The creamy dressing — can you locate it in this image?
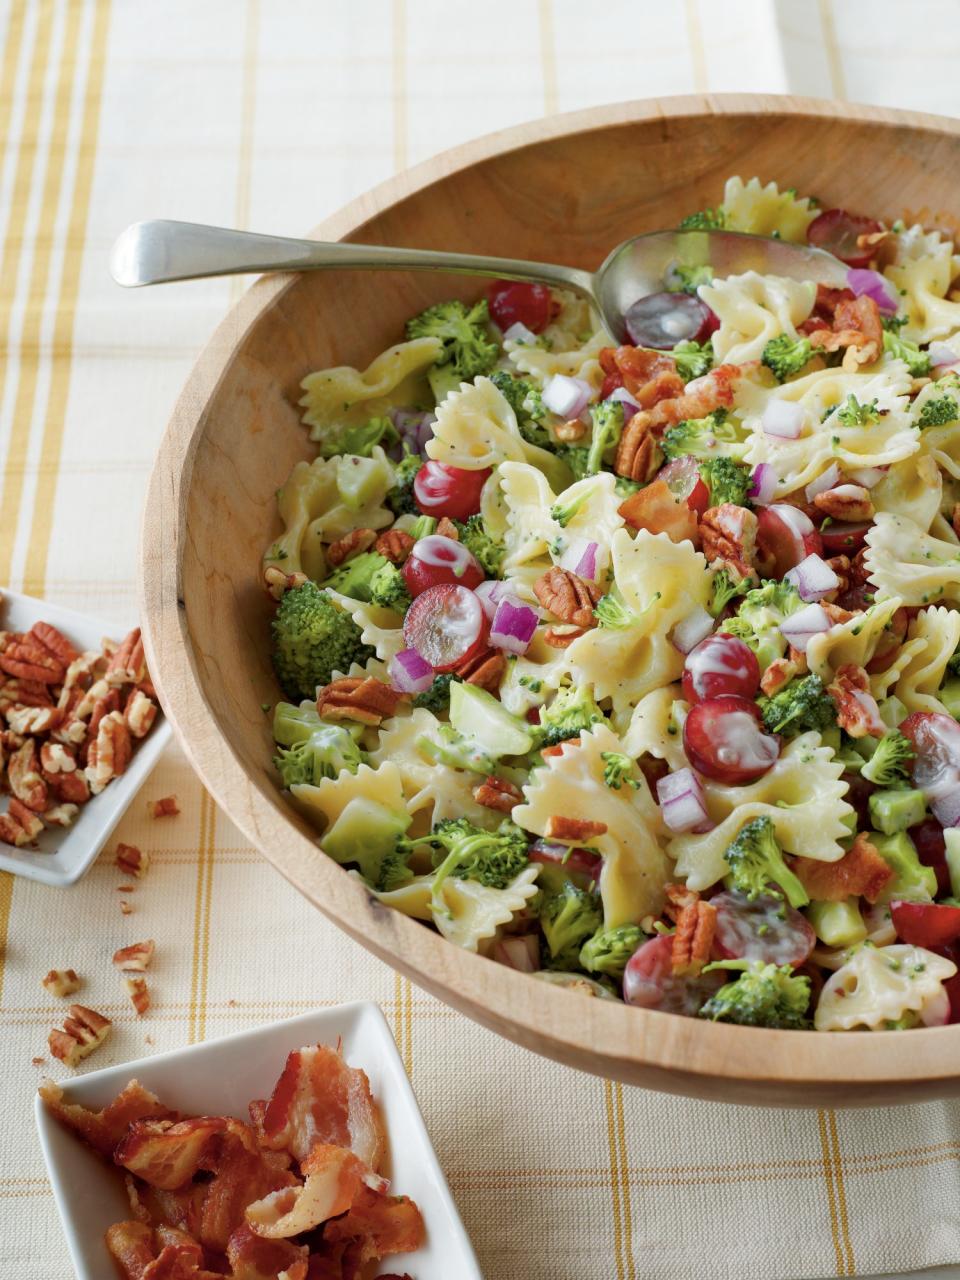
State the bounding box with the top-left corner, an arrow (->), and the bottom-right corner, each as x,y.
713,709 -> 779,770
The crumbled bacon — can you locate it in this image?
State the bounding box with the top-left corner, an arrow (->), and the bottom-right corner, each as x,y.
807,294 -> 883,369
617,477 -> 699,544
827,663 -> 886,738
792,833 -> 893,904
39,1077 -> 173,1158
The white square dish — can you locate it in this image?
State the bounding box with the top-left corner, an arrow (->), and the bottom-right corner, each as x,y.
0,588 -> 171,886
34,1000 -> 483,1280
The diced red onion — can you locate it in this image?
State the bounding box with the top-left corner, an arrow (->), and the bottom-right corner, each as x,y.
671,606 -> 715,654
762,399 -> 805,439
608,385 -> 642,414
389,647 -> 435,694
558,537 -> 601,581
503,321 -> 538,345
778,602 -> 832,652
785,553 -> 841,602
411,534 -> 480,580
749,462 -> 777,506
474,579 -> 516,621
543,374 -> 591,419
656,768 -> 714,834
804,463 -> 840,502
490,596 -> 539,654
391,409 -> 436,456
846,267 -> 899,315
493,934 -> 540,972
928,341 -> 959,369
846,465 -> 886,488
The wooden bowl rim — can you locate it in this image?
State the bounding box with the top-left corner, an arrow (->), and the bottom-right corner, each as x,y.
140,93 -> 960,1100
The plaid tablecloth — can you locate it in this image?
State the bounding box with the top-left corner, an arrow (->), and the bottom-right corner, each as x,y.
3,3 -> 960,1277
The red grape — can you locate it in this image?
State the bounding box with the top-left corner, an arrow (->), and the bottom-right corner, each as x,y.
712,890 -> 816,967
682,696 -> 779,785
623,292 -> 716,349
807,208 -> 883,268
659,455 -> 711,517
414,461 -> 490,521
402,584 -> 487,672
890,900 -> 960,950
756,504 -> 823,577
682,633 -> 760,705
622,935 -> 724,1015
487,280 -> 554,335
402,535 -> 484,596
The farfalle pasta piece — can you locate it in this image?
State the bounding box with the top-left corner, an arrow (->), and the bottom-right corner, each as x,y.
299,336 -> 441,440
922,417 -> 960,483
864,511 -> 960,605
884,224 -> 960,343
670,732 -> 853,892
893,607 -> 960,715
290,761 -> 406,834
507,328 -> 606,396
497,632 -> 571,716
498,460 -> 559,577
514,723 -> 669,926
426,376 -> 571,491
870,452 -> 942,532
699,271 -> 815,365
620,685 -> 689,771
805,596 -> 903,686
815,944 -> 957,1031
373,865 -> 540,952
720,176 -> 819,242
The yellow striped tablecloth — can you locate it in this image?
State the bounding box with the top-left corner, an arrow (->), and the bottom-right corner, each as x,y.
3,3 -> 960,1278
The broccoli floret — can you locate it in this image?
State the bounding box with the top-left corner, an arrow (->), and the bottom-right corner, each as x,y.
406,298 -> 499,379
723,816 -> 809,909
883,314 -> 908,334
489,370 -> 548,445
671,338 -> 714,381
454,514 -> 505,576
408,817 -> 529,916
409,514 -> 437,540
661,409 -> 746,462
387,449 -> 422,516
699,457 -> 752,508
539,876 -> 604,969
553,445 -> 591,481
585,399 -> 625,475
579,924 -> 646,979
614,475 -> 642,500
757,672 -> 836,738
272,701 -> 366,787
883,329 -> 932,376
836,394 -> 881,428
593,585 -> 650,631
413,672 -> 459,711
667,263 -> 714,295
708,567 -> 752,617
315,415 -> 399,461
679,206 -> 726,230
600,751 -> 639,790
761,334 -> 814,382
321,551 -> 391,604
861,729 -> 915,786
550,490 -> 591,528
918,393 -> 960,429
369,560 -> 411,612
699,960 -> 812,1029
537,684 -> 605,747
725,578 -> 804,669
376,845 -> 418,892
271,582 -> 373,701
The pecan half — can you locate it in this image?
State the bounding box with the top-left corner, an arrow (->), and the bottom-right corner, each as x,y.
374,528 -> 414,564
326,527 -> 376,567
453,646 -> 506,693
63,649 -> 106,692
48,1005 -> 112,1067
699,504 -> 758,581
827,663 -> 886,738
30,621 -> 79,667
125,976 -> 150,1017
825,554 -> 851,595
543,625 -> 585,648
8,740 -> 48,813
615,411 -> 663,483
116,843 -> 149,878
813,484 -> 874,523
672,898 -> 717,976
42,969 -> 81,997
124,689 -> 157,739
50,770 -> 90,806
0,635 -> 65,684
264,566 -> 308,600
105,628 -> 148,686
6,704 -> 62,735
760,657 -> 800,697
0,678 -> 53,709
113,940 -> 155,972
86,710 -> 132,793
316,676 -> 408,726
436,516 -> 459,541
555,417 -> 587,442
544,815 -> 607,842
664,882 -> 699,922
148,795 -> 179,819
793,833 -> 892,904
472,776 -> 523,813
0,798 -> 43,846
533,567 -> 601,628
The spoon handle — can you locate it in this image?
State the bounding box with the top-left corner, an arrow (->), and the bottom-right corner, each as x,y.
110,219 -> 596,299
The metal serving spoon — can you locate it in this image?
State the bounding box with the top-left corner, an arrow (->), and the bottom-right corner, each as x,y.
110,219 -> 849,342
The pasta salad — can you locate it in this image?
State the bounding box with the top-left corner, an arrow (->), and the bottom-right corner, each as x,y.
262,175 -> 960,1033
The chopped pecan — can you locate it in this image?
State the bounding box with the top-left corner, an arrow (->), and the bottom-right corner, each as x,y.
374,528 -> 414,564
787,645 -> 810,674
86,687 -> 122,746
8,740 -> 48,812
148,795 -> 180,819
0,635 -> 65,684
63,649 -> 106,692
472,776 -> 523,813
48,1004 -> 112,1067
264,566 -> 308,600
544,815 -> 607,842
0,678 -> 53,709
793,832 -> 892,904
0,798 -> 43,846
113,939 -> 155,972
105,628 -> 148,686
124,688 -> 157,739
436,516 -> 459,541
453,646 -> 506,692
42,968 -> 81,997
760,657 -> 800,697
672,898 -> 717,976
543,625 -> 585,648
50,769 -> 90,805
326,527 -> 377,567
813,484 -> 874,523
857,228 -> 898,270
614,410 -> 663,482
86,710 -> 132,792
822,601 -> 855,626
827,663 -> 886,738
124,976 -> 150,1017
120,900 -> 133,915
699,504 -> 758,581
116,843 -> 149,878
5,703 -> 62,735
73,678 -> 113,722
664,882 -> 699,923
554,417 -> 587,442
533,567 -> 601,628
825,554 -> 851,595
30,621 -> 79,667
316,676 -> 408,726
618,477 -> 699,544
44,803 -> 78,827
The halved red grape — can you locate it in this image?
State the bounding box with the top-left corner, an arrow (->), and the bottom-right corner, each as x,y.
900,712 -> 960,799
528,839 -> 602,884
908,816 -> 950,897
807,208 -> 883,268
403,535 -> 484,596
414,461 -> 490,521
682,633 -> 760,705
712,890 -> 816,967
659,455 -> 710,517
622,935 -> 724,1015
487,280 -> 554,335
819,520 -> 872,556
756,504 -> 823,576
890,900 -> 960,949
682,696 -> 780,785
402,584 -> 487,672
623,292 -> 715,349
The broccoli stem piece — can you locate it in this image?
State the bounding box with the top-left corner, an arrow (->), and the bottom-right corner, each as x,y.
585,400 -> 624,475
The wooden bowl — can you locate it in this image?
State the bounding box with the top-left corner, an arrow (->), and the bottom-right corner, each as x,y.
141,94 -> 960,1107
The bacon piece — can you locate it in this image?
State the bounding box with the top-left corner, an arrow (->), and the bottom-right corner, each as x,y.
828,663 -> 886,738
599,346 -> 684,402
115,1117 -> 225,1190
225,1224 -> 307,1280
792,833 -> 893,905
617,477 -> 699,544
39,1077 -> 173,1158
472,775 -> 522,813
104,1220 -> 157,1280
323,1186 -> 426,1266
199,1118 -> 298,1252
245,1143 -> 383,1239
808,294 -> 882,368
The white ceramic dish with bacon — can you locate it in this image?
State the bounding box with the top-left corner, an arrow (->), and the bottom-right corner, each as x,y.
0,589 -> 171,887
34,1001 -> 482,1280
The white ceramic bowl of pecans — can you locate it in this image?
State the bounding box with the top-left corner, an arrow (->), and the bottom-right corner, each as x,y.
0,589 -> 170,886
